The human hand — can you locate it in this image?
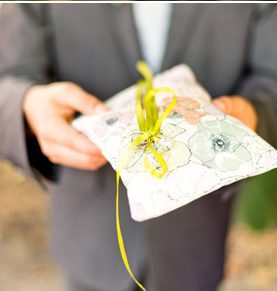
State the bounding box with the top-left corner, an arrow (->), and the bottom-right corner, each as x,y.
23,82 -> 108,170
212,95 -> 258,131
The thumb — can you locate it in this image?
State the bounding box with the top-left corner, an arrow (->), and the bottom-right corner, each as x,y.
212,96 -> 233,115
54,82 -> 108,115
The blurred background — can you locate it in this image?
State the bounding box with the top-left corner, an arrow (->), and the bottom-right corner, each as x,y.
0,160 -> 277,291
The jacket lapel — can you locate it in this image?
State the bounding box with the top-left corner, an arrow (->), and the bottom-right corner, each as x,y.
104,3 -> 207,79
104,4 -> 143,82
161,4 -> 207,71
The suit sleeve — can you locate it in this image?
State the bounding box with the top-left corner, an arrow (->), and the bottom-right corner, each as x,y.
0,4 -> 58,183
236,5 -> 277,148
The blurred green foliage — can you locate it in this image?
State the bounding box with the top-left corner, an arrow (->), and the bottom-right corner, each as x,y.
236,169 -> 277,231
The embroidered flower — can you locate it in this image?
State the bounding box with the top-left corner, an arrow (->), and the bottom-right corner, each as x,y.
121,123 -> 191,174
188,120 -> 251,171
90,111 -> 133,141
160,96 -> 206,125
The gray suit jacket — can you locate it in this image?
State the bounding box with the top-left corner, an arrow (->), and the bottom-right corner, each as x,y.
0,4 -> 277,291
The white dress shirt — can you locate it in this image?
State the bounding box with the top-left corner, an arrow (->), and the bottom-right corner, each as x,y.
132,3 -> 173,73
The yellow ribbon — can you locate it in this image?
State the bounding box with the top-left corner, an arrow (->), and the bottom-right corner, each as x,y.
116,61 -> 177,290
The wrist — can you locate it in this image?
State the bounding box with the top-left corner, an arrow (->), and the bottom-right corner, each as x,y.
23,85 -> 44,135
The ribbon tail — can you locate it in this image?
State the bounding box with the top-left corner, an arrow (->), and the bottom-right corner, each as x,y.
116,171 -> 146,291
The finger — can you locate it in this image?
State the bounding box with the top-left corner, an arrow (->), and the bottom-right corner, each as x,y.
43,118 -> 102,155
213,96 -> 257,131
45,143 -> 107,170
212,96 -> 233,114
213,96 -> 248,117
232,96 -> 258,130
231,96 -> 253,116
51,82 -> 108,115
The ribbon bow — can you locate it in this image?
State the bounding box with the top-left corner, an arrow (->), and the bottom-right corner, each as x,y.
116,61 -> 177,291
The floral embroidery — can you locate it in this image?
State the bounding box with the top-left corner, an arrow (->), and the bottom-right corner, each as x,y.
160,96 -> 206,125
121,123 -> 191,174
188,120 -> 251,172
